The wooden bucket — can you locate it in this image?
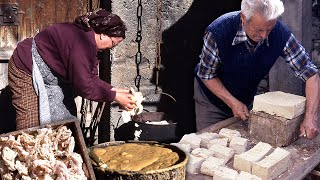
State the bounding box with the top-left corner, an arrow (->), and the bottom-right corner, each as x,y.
89,141 -> 188,180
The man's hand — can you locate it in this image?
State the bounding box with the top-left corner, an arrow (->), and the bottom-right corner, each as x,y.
201,78 -> 250,121
230,100 -> 250,121
300,74 -> 320,140
300,117 -> 319,140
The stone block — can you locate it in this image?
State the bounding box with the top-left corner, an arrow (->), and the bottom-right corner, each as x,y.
249,111 -> 304,147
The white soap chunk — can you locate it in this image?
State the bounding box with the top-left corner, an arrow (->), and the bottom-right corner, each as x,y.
219,128 -> 241,142
237,171 -> 262,180
170,143 -> 191,153
209,144 -> 235,163
197,132 -> 221,148
179,133 -> 201,150
229,136 -> 248,154
233,142 -> 273,173
252,147 -> 291,180
207,137 -> 229,148
252,91 -> 306,119
191,148 -> 214,159
186,154 -> 206,174
200,156 -> 226,176
213,166 -> 239,180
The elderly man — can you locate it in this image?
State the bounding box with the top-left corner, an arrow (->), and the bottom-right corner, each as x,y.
194,0 -> 320,139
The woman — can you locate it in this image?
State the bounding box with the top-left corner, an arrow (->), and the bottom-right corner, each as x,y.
8,9 -> 137,130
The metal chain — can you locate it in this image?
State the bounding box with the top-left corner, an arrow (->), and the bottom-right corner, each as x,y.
135,0 -> 143,91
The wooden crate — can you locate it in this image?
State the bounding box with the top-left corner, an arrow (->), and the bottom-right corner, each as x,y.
0,119 -> 96,180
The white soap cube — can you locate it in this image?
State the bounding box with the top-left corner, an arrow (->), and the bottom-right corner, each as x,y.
233,142 -> 273,173
200,156 -> 226,176
252,91 -> 306,119
229,136 -> 248,154
219,128 -> 241,142
191,148 -> 214,159
207,137 -> 229,148
186,154 -> 206,174
252,147 -> 291,180
209,144 -> 235,163
213,166 -> 239,180
197,132 -> 220,148
170,143 -> 191,153
179,133 -> 201,150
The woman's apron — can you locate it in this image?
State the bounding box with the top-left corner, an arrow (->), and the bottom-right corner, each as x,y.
31,38 -> 76,125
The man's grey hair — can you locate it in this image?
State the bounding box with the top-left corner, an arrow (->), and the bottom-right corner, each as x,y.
241,0 -> 284,21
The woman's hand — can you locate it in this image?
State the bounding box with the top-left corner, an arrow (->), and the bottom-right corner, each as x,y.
112,88 -> 137,110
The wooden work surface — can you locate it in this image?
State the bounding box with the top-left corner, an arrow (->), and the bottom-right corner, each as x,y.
186,118 -> 320,180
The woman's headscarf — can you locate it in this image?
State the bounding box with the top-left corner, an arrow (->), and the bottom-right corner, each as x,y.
74,9 -> 126,38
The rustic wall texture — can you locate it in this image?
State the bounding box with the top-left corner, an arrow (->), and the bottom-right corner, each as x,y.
110,0 -> 242,140
0,0 -> 95,134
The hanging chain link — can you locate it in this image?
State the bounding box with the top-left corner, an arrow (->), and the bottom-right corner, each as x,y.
135,0 -> 143,91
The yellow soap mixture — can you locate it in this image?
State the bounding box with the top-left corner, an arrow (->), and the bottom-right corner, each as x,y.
92,143 -> 179,172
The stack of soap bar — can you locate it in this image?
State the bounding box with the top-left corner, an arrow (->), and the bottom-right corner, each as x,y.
250,91 -> 306,147
252,91 -> 306,119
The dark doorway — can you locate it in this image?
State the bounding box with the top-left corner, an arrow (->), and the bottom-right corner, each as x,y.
157,0 -> 241,138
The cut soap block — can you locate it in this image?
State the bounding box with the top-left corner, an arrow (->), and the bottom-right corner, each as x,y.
233,142 -> 273,173
219,128 -> 241,142
207,137 -> 229,148
179,133 -> 201,150
209,144 -> 235,163
200,156 -> 226,176
197,132 -> 220,148
213,166 -> 239,180
191,148 -> 214,159
229,136 -> 248,154
186,154 -> 206,174
252,147 -> 291,180
252,91 -> 306,119
170,143 -> 191,153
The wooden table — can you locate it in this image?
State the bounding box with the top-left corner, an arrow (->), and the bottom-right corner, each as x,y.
186,118 -> 320,180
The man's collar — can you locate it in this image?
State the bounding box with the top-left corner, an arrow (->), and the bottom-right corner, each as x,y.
232,19 -> 269,47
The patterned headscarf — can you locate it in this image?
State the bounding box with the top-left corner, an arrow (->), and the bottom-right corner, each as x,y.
74,9 -> 126,38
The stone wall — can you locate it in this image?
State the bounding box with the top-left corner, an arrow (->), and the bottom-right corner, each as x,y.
110,0 -> 194,140
110,0 -> 242,140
